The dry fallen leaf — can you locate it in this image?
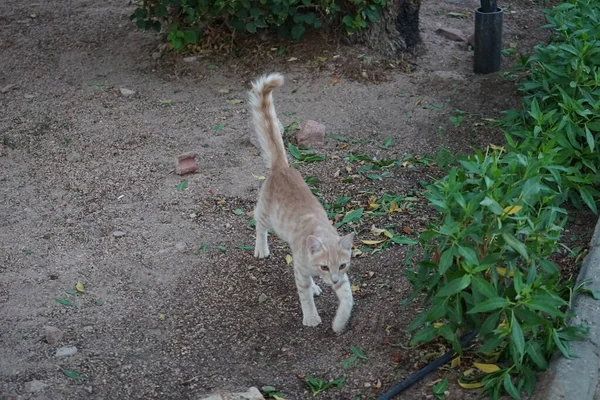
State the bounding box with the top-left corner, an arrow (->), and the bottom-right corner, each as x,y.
352,248 -> 363,257
458,380 -> 485,389
159,313 -> 165,320
451,356 -> 461,368
287,57 -> 298,62
75,282 -> 85,293
367,271 -> 375,279
403,226 -> 414,234
217,200 -> 226,206
373,379 -> 382,389
252,173 -> 266,180
433,322 -> 444,328
503,205 -> 522,215
218,88 -> 230,94
489,144 -> 505,151
388,201 -> 401,213
345,166 -> 352,173
416,99 -> 422,105
331,77 -> 340,85
361,239 -> 386,245
496,267 -> 515,277
285,254 -> 293,265
351,284 -> 360,293
473,362 -> 501,373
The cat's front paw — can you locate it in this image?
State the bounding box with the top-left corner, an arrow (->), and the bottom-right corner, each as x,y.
303,314 -> 322,327
254,247 -> 270,259
311,283 -> 323,296
332,318 -> 348,333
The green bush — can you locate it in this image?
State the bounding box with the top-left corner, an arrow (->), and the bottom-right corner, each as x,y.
406,0 -> 600,398
130,0 -> 390,50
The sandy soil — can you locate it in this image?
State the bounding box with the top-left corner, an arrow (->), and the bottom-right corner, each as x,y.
1,0 -> 594,399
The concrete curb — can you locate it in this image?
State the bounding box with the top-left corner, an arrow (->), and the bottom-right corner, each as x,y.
532,218 -> 600,400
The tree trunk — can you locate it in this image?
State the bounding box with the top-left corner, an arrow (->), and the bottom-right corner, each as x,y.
352,0 -> 422,58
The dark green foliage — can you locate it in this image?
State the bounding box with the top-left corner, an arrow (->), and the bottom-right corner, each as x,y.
130,0 -> 390,49
406,0 -> 600,398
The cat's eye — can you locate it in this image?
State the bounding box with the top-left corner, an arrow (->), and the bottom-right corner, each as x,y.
340,263 -> 347,270
320,265 -> 329,271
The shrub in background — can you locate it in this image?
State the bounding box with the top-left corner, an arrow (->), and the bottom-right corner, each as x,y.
130,0 -> 390,50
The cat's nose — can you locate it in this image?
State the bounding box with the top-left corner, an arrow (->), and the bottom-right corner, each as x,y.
331,273 -> 340,284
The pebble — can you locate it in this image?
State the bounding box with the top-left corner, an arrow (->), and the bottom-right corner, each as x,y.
297,120 -> 326,147
112,231 -> 126,237
189,213 -> 197,219
66,152 -> 82,162
55,345 -> 78,357
1,84 -> 17,94
24,94 -> 35,99
44,326 -> 63,344
83,325 -> 94,332
183,56 -> 197,63
258,293 -> 268,303
24,380 -> 47,393
175,242 -> 187,251
119,88 -> 136,97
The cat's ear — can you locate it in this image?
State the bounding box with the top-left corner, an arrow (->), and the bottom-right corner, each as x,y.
306,235 -> 323,254
339,232 -> 355,250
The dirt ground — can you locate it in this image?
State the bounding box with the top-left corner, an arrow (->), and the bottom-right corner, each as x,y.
0,0 -> 595,399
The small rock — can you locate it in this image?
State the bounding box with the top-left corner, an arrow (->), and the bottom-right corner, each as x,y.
112,230 -> 126,237
85,386 -> 93,394
44,326 -> 63,344
175,152 -> 198,175
1,84 -> 17,94
175,242 -> 187,251
467,33 -> 475,49
83,325 -> 94,332
66,152 -> 82,162
120,88 -> 136,97
30,14 -> 37,18
189,213 -> 197,219
297,120 -> 326,147
435,27 -> 467,42
24,380 -> 47,393
258,293 -> 268,304
24,94 -> 35,99
55,345 -> 78,357
199,387 -> 265,400
364,382 -> 371,388
183,56 -> 197,63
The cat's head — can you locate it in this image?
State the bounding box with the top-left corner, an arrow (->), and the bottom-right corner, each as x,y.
306,232 -> 355,285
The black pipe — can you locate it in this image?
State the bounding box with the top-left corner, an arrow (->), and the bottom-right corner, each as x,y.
473,7 -> 504,74
376,330 -> 479,400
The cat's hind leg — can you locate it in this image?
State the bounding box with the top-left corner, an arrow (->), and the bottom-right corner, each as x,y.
253,203 -> 270,259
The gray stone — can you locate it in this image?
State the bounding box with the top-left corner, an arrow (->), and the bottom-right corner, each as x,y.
55,345 -> 78,357
258,293 -> 268,304
297,120 -> 326,147
67,152 -> 82,162
435,27 -> 467,42
183,56 -> 198,63
24,380 -> 48,393
198,387 -> 265,400
1,84 -> 17,94
175,242 -> 187,251
112,230 -> 126,237
120,88 -> 136,97
44,326 -> 63,344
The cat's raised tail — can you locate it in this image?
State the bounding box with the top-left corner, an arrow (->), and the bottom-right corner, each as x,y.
249,73 -> 288,169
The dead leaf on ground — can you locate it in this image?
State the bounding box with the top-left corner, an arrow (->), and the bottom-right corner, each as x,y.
351,284 -> 360,293
75,282 -> 85,293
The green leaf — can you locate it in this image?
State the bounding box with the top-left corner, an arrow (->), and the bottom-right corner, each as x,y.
503,374 -> 522,400
56,298 -> 74,307
438,248 -> 455,274
457,245 -> 478,266
207,64 -> 217,70
432,378 -> 449,395
552,329 -> 574,359
63,369 -> 87,380
467,297 -> 510,314
390,235 -> 418,245
471,276 -> 497,299
237,245 -> 254,251
291,23 -> 305,40
410,325 -> 436,345
183,30 -> 198,44
502,232 -> 529,260
212,124 -> 224,131
233,209 -> 244,215
511,313 -> 525,363
380,137 -> 393,148
435,275 -> 472,298
95,301 -> 105,306
216,245 -> 227,253
526,296 -> 566,317
525,342 -> 548,369
351,345 -> 368,359
341,208 -> 363,225
65,289 -> 78,296
245,21 -> 257,33
177,180 -> 189,191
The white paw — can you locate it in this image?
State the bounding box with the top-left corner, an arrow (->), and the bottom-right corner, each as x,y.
254,247 -> 270,259
311,283 -> 323,297
332,319 -> 348,333
303,314 -> 322,327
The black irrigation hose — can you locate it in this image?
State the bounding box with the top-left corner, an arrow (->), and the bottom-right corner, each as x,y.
376,329 -> 479,400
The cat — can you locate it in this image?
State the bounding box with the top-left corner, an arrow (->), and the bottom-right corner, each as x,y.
248,72 -> 355,333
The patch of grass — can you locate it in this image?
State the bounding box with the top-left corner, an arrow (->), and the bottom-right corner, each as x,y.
302,376 -> 345,397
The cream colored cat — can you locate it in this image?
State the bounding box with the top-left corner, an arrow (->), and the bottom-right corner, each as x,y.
248,73 -> 355,333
